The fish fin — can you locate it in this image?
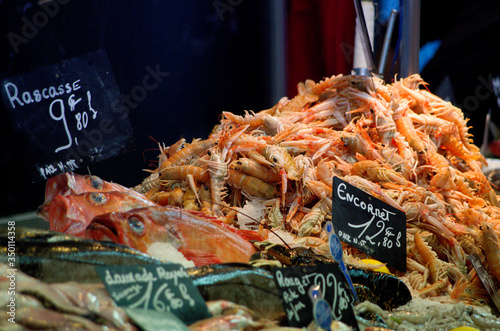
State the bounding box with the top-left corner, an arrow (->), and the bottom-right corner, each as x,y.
185,210 -> 264,241
226,228 -> 264,242
186,210 -> 221,222
37,202 -> 51,221
210,220 -> 264,242
179,249 -> 223,266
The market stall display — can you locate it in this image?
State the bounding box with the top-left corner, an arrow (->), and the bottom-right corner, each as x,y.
10,73 -> 500,329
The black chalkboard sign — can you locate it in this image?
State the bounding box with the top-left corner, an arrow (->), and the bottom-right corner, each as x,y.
272,264 -> 358,329
332,177 -> 406,272
0,49 -> 134,180
96,264 -> 211,325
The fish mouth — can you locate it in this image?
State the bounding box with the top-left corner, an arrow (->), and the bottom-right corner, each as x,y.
37,201 -> 51,221
87,218 -> 120,243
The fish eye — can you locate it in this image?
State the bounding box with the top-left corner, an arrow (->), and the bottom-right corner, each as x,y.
89,175 -> 104,189
128,216 -> 145,235
89,192 -> 107,205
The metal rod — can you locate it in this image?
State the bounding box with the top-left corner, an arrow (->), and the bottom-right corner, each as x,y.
353,0 -> 376,72
377,9 -> 398,77
481,109 -> 491,155
270,0 -> 286,103
401,0 -> 420,76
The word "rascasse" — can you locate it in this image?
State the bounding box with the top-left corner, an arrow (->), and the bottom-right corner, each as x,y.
4,80 -> 81,109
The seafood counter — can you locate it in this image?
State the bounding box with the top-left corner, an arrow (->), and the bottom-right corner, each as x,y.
4,74 -> 500,330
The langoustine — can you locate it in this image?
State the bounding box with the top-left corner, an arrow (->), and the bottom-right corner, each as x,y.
135,74 -> 500,303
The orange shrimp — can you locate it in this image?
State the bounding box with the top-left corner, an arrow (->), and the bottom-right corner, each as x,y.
305,180 -> 332,202
343,175 -> 403,211
340,132 -> 383,162
227,169 -> 277,199
147,189 -> 171,206
246,150 -> 274,167
229,134 -> 268,153
298,198 -> 330,237
261,145 -> 299,180
285,193 -> 302,224
304,73 -> 345,95
160,138 -> 216,170
482,223 -> 500,283
183,188 -> 199,211
396,116 -> 427,157
414,232 -> 446,284
408,112 -> 453,136
288,210 -> 307,232
229,158 -> 281,183
431,104 -> 473,149
352,160 -> 415,187
163,137 -> 186,159
379,147 -> 413,180
198,184 -> 213,215
427,151 -> 456,190
160,165 -> 209,182
462,171 -> 499,207
216,124 -> 249,156
316,161 -> 336,187
366,166 -> 415,187
222,110 -> 269,128
168,187 -> 184,207
206,148 -> 229,217
270,123 -> 303,144
439,130 -> 482,166
394,75 -> 430,113
351,160 -> 380,176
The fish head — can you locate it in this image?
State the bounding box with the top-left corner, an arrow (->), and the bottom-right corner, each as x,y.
44,172 -> 137,202
46,191 -> 156,236
40,172 -> 111,220
45,172 -> 103,201
46,191 -> 112,235
85,207 -> 183,253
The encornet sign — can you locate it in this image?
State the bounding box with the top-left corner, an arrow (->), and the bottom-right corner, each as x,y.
0,50 -> 134,180
332,177 -> 406,272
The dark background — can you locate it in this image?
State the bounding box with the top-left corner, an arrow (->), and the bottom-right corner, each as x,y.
2,0 -> 500,217
0,0 -> 276,217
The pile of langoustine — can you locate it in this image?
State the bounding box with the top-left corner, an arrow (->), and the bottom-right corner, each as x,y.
135,74 -> 500,304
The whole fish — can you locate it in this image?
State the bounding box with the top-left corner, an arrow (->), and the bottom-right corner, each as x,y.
187,263 -> 285,322
0,264 -> 137,330
46,191 -> 158,236
86,206 -> 258,266
39,172 -> 149,220
0,227 -> 164,284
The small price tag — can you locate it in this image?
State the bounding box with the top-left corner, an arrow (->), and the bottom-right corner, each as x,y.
272,264 -> 358,329
309,285 -> 332,331
96,264 -> 211,325
332,177 -> 406,272
325,222 -> 359,303
0,49 -> 134,181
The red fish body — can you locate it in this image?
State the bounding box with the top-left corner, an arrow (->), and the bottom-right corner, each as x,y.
86,206 -> 259,266
47,191 -> 157,236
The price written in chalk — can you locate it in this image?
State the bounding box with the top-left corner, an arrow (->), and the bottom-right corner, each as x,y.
0,50 -> 134,180
272,264 -> 358,329
96,264 -> 211,325
332,177 -> 406,272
